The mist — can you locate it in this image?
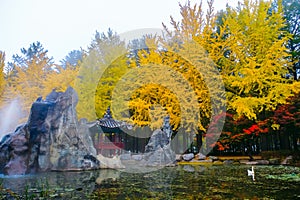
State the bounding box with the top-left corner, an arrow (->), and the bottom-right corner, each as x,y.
0,98 -> 26,140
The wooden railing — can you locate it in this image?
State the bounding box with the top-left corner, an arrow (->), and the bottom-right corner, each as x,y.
95,142 -> 125,150
95,142 -> 125,156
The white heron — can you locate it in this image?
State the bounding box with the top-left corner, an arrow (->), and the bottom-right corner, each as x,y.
247,166 -> 255,181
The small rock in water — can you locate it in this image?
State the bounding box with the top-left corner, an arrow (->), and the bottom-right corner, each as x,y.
49,194 -> 59,198
183,165 -> 195,172
223,160 -> 234,165
182,153 -> 195,161
246,161 -> 258,165
257,160 -> 269,165
213,161 -> 223,165
198,159 -> 213,163
209,156 -> 219,161
197,153 -> 206,160
281,155 -> 293,165
176,154 -> 182,161
269,158 -> 280,165
239,160 -> 249,164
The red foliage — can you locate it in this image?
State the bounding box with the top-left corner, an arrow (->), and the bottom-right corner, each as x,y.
211,92 -> 300,152
242,123 -> 268,136
272,92 -> 300,130
211,110 -> 271,152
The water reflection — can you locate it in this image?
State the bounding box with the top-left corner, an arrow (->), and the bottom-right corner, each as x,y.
0,165 -> 299,199
96,170 -> 120,185
0,170 -> 99,198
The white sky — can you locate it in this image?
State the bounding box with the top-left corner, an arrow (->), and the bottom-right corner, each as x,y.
0,0 -> 239,64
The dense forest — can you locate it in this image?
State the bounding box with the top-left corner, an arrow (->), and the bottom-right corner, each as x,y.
0,0 -> 299,155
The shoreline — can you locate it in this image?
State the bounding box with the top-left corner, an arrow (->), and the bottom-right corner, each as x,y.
177,155 -> 300,167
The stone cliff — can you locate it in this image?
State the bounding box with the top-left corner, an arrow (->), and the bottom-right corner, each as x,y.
0,87 -> 98,175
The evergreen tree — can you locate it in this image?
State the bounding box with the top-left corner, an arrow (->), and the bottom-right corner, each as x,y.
273,0 -> 300,80
60,49 -> 83,69
75,29 -> 127,120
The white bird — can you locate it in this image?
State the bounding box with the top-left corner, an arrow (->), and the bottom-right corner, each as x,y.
247,166 -> 255,181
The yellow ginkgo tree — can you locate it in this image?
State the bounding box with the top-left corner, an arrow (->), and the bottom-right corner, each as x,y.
127,0 -> 226,132
195,0 -> 300,119
6,49 -> 54,113
43,64 -> 79,95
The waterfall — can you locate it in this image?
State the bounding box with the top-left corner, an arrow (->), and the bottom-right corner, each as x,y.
0,98 -> 25,140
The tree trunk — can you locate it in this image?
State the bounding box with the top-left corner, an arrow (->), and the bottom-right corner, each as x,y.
196,132 -> 202,151
292,131 -> 298,151
280,131 -> 290,150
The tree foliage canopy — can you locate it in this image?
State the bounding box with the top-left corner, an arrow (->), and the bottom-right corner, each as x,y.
196,0 -> 300,119
75,29 -> 127,120
0,0 -> 299,153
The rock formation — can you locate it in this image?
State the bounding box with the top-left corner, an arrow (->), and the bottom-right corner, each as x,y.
96,154 -> 125,169
0,87 -> 99,175
143,116 -> 176,166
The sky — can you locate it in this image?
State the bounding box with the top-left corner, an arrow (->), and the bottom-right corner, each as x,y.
0,0 -> 239,64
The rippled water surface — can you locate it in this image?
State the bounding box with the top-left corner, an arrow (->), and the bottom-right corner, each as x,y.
1,165 -> 299,199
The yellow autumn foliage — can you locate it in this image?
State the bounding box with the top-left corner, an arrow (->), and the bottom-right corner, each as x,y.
0,52 -> 5,99
7,57 -> 51,112
43,65 -> 79,94
121,0 -> 226,132
2,51 -> 79,116
192,0 -> 300,119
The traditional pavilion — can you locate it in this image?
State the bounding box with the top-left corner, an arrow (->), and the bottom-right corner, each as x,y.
92,107 -> 127,156
89,107 -> 150,156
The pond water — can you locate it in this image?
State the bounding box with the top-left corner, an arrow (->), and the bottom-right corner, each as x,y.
0,165 -> 299,199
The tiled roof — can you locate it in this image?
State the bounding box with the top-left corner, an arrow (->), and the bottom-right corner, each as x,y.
97,117 -> 122,128
96,107 -> 133,130
97,107 -> 122,128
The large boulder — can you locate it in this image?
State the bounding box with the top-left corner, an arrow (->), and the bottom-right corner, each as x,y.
96,154 -> 125,169
143,116 -> 176,166
0,87 -> 99,175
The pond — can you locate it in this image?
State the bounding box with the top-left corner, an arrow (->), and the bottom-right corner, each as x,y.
0,165 -> 299,199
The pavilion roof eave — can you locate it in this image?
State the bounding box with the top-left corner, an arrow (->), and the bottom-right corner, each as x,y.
89,107 -> 133,133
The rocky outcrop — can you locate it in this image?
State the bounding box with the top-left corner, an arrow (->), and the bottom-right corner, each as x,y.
96,154 -> 125,169
143,116 -> 176,166
0,87 -> 98,175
